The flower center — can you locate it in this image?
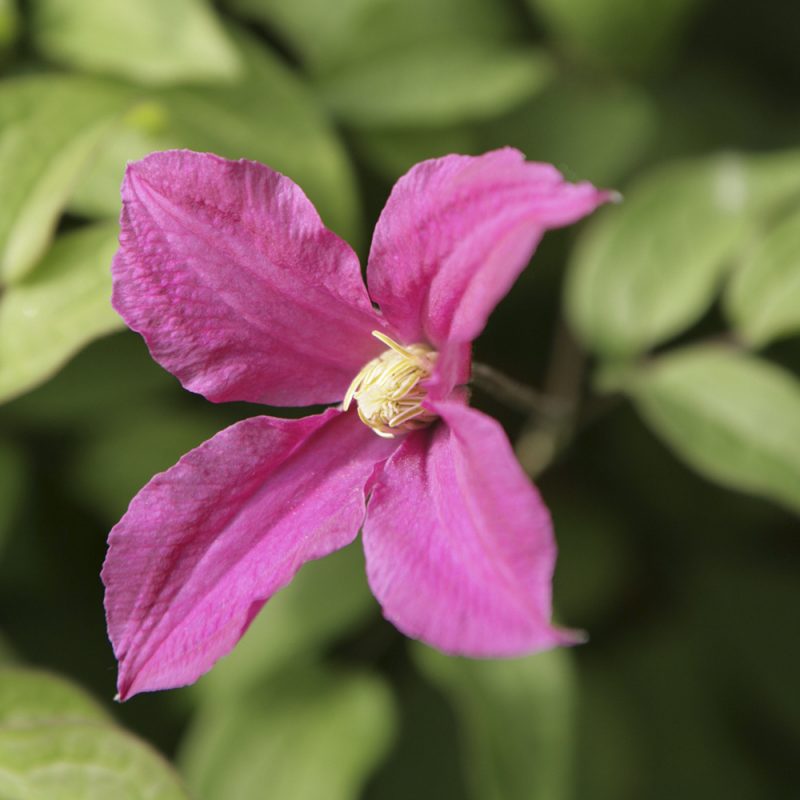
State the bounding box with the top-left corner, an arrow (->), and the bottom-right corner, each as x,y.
344,331 -> 438,438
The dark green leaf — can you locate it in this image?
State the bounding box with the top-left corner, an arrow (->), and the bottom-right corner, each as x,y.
227,0 -> 518,73
414,646 -> 575,800
526,0 -> 701,73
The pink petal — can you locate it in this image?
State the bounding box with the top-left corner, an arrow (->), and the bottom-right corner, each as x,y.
113,150 -> 384,407
103,408 -> 396,700
367,148 -> 611,347
363,400 -> 577,656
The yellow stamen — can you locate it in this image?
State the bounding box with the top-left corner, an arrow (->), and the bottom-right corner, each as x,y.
344,331 -> 438,437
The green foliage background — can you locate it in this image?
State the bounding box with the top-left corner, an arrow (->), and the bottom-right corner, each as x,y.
0,0 -> 798,797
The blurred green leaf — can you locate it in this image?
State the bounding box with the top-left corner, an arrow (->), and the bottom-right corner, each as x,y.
725,204 -> 800,347
566,151 -> 800,358
0,224 -> 123,404
0,668 -> 189,799
0,669 -> 108,726
180,670 -> 395,800
0,76 -> 131,283
483,77 -> 657,186
196,544 -> 375,699
695,563 -> 800,743
527,0 -> 702,73
69,26 -> 361,243
319,42 -> 553,128
2,332 -> 176,431
228,0 -> 519,73
353,125 -> 481,181
0,724 -> 190,799
0,440 -> 24,559
627,345 -> 800,514
30,0 -> 241,86
0,0 -> 18,52
414,646 -> 575,800
70,406 -> 225,521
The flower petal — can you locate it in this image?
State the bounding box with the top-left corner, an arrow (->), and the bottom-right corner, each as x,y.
103,408 -> 396,700
367,148 -> 611,346
113,150 -> 383,407
363,400 -> 576,656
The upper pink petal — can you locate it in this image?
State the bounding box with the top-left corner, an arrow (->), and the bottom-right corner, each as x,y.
103,408 -> 396,700
367,148 -> 611,347
113,150 -> 384,407
362,400 -> 577,656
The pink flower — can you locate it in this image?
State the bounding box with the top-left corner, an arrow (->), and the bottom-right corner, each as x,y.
102,148 -> 610,700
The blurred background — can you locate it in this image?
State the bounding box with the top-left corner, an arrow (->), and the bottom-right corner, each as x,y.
0,0 -> 799,797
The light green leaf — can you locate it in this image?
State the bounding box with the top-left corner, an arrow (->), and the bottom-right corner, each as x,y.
527,0 -> 702,72
566,151 -> 800,358
627,345 -> 800,514
180,670 -> 395,800
69,26 -> 360,243
30,0 -> 240,86
0,440 -> 25,559
0,668 -> 190,799
0,669 -> 108,727
0,723 -> 190,800
319,42 -> 553,128
227,0 -> 518,74
0,76 -> 131,283
0,223 -> 123,404
414,646 -> 575,800
725,204 -> 800,347
0,0 -> 19,51
195,544 -> 375,699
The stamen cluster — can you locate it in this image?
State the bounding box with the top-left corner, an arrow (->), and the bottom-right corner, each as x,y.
344,331 -> 438,437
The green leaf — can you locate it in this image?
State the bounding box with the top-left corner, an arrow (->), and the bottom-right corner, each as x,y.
0,669 -> 108,727
69,406 -> 227,521
195,544 -> 375,699
0,440 -> 25,559
180,670 -> 395,800
353,125 -> 481,181
483,76 -> 657,186
414,646 -> 576,800
0,724 -> 190,799
526,0 -> 702,73
0,76 -> 132,283
566,152 -> 800,358
69,26 -> 360,243
0,0 -> 19,52
627,345 -> 800,514
30,0 -> 241,86
227,0 -> 518,74
2,332 -> 175,431
319,42 -> 553,128
0,668 -> 190,799
0,223 -> 123,404
725,204 -> 800,347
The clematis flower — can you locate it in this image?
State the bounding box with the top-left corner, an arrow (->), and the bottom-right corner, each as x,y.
102,148 -> 610,700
